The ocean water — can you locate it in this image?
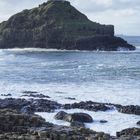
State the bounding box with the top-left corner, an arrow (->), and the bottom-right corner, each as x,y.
0,47 -> 140,135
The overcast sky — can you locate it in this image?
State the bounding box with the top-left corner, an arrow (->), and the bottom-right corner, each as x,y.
0,0 -> 140,35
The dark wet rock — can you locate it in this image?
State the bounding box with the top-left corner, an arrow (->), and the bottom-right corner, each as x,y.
22,91 -> 38,94
0,94 -> 12,96
63,101 -> 113,112
0,0 -> 135,51
70,121 -> 85,128
0,98 -> 61,113
21,105 -> 35,114
65,113 -> 93,123
32,99 -> 61,112
54,111 -> 67,120
100,120 -> 108,123
63,101 -> 140,116
0,109 -> 47,133
0,98 -> 31,111
0,108 -> 139,140
117,128 -> 140,138
55,111 -> 93,123
137,121 -> 140,125
118,105 -> 140,115
1,98 -> 139,117
0,108 -> 115,140
65,97 -> 76,100
21,93 -> 50,98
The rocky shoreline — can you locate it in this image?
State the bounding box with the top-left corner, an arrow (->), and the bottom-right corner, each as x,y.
1,97 -> 140,116
0,108 -> 140,140
0,96 -> 140,140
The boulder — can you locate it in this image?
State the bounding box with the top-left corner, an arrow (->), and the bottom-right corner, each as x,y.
100,120 -> 108,123
137,121 -> 140,125
55,111 -> 93,123
65,113 -> 93,123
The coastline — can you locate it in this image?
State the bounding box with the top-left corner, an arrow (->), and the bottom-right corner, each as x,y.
0,46 -> 140,139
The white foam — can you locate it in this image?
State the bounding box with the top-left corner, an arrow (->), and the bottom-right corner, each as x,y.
0,82 -> 140,105
36,109 -> 140,136
1,47 -> 140,53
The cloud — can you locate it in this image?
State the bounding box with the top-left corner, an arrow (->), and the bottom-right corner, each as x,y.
0,0 -> 139,35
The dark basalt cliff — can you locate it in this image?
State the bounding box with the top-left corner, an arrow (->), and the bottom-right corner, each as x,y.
0,0 -> 135,51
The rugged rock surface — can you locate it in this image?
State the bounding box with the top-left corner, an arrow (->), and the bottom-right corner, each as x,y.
0,98 -> 61,114
63,101 -> 140,116
0,108 -> 113,140
0,94 -> 12,97
70,121 -> 85,128
0,0 -> 135,51
21,93 -> 50,99
0,108 -> 140,140
63,101 -> 113,112
65,113 -> 93,123
55,111 -> 93,123
137,121 -> 140,125
117,105 -> 140,115
117,128 -> 140,139
0,98 -> 140,117
0,109 -> 47,133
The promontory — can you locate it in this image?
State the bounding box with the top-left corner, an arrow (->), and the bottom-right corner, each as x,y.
0,0 -> 135,51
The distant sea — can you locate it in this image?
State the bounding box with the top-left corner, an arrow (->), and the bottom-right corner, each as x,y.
118,35 -> 140,46
0,36 -> 140,135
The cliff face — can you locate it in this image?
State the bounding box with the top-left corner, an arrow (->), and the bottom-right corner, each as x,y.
0,0 -> 135,51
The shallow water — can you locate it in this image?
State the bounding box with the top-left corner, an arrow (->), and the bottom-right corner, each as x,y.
0,47 -> 140,135
36,109 -> 140,136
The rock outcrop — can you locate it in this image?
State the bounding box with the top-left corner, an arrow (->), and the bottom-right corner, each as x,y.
117,128 -> 140,139
0,98 -> 62,114
0,108 -> 140,140
118,105 -> 140,115
137,121 -> 140,125
63,101 -> 140,116
0,108 -> 113,140
0,0 -> 135,51
1,98 -> 140,116
55,111 -> 93,123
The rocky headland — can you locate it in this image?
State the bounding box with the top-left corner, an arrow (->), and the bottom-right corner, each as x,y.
0,0 -> 135,51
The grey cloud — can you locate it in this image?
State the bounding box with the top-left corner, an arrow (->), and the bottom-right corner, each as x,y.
70,0 -> 140,12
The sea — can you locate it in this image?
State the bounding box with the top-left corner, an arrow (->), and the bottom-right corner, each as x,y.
0,36 -> 140,136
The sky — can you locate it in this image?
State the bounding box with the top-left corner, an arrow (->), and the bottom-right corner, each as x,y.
0,0 -> 140,36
